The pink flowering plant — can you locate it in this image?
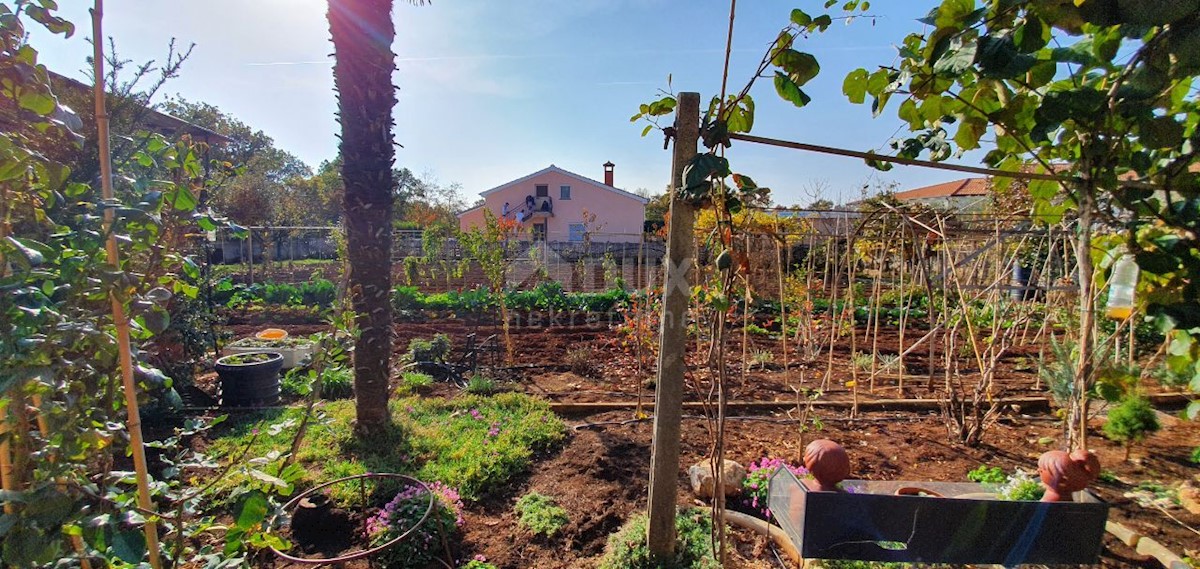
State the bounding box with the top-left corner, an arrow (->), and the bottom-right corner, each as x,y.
366,481 -> 464,568
739,457 -> 808,519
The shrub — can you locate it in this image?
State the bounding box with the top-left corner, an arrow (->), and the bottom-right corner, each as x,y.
1191,446 -> 1200,465
851,352 -> 874,371
565,347 -> 597,377
967,465 -> 1006,485
750,349 -> 774,370
320,366 -> 354,399
456,287 -> 495,312
261,281 -> 299,305
740,457 -> 807,519
408,334 -> 451,362
1103,396 -> 1161,461
297,278 -> 336,306
393,285 -> 425,312
398,371 -> 434,395
366,481 -> 463,569
421,291 -> 455,312
568,287 -> 630,313
465,375 -> 497,395
514,492 -> 569,538
598,509 -> 720,569
744,323 -> 772,336
281,368 -> 312,397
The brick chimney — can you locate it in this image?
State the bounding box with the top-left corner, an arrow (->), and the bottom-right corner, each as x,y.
603,161 -> 614,186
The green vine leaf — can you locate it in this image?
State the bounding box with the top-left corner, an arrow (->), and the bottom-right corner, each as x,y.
773,50 -> 821,86
774,71 -> 811,108
843,68 -> 869,104
111,529 -> 146,564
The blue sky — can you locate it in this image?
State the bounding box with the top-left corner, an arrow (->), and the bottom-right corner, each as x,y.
35,1 -> 978,206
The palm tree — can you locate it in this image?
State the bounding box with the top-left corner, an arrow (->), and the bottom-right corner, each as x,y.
328,0 -> 398,435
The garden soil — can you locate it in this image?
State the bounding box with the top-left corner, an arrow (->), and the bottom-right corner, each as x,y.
219,321 -> 1199,568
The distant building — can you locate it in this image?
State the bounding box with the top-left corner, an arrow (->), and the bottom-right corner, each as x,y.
892,178 -> 990,212
458,162 -> 648,244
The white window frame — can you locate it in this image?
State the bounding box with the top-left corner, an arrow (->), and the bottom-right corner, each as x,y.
568,223 -> 586,242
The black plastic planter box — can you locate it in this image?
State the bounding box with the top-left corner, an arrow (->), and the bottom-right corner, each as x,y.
767,467 -> 1108,565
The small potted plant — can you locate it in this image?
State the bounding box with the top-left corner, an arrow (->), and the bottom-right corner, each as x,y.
223,335 -> 314,369
215,350 -> 284,406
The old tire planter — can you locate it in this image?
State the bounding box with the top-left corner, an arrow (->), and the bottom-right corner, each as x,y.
269,473 -> 450,567
215,351 -> 283,406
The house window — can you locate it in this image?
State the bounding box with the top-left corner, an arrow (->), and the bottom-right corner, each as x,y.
532,223 -> 546,242
535,184 -> 548,197
568,223 -> 586,242
560,185 -> 571,200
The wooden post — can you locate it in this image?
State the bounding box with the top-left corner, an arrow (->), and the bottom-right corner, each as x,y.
247,228 -> 254,285
647,92 -> 699,559
1071,189 -> 1097,452
92,4 -> 163,568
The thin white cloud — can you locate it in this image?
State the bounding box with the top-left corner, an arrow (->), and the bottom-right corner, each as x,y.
244,44 -> 893,67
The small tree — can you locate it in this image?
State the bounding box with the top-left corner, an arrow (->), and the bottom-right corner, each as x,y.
1102,396 -> 1160,462
459,211 -> 521,362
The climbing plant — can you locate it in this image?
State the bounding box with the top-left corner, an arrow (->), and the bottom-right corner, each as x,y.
631,1 -> 870,562
0,4 -> 282,565
839,0 -> 1200,431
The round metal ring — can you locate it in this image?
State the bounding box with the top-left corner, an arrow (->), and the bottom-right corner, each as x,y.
268,472 -> 436,565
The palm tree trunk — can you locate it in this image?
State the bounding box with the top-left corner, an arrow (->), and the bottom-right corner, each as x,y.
329,0 -> 396,435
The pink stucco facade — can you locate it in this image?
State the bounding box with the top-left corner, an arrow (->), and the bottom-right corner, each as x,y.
458,165 -> 648,243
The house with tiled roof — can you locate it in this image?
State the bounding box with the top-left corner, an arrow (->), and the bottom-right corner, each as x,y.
893,178 -> 991,212
458,163 -> 648,244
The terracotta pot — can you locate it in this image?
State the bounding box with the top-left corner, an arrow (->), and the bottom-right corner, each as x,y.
803,439 -> 850,492
1038,449 -> 1099,502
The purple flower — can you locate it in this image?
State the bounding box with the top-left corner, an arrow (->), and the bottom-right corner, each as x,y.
739,456 -> 811,519
470,408 -> 483,420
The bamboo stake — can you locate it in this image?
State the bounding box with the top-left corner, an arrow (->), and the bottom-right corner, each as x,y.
0,400 -> 12,515
775,216 -> 789,384
822,219 -> 843,394
868,242 -> 885,392
897,223 -> 909,397
91,4 -> 163,567
0,177 -> 12,514
741,232 -> 750,378
29,395 -> 92,569
847,231 -> 859,418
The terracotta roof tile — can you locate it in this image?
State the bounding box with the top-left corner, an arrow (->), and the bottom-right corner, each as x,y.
894,178 -> 990,200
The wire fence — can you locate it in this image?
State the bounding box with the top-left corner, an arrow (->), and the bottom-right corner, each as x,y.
203,210 -> 1079,302
205,226 -> 668,292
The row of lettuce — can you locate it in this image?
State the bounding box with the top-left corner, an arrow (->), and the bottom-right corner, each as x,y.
214,277 -> 929,318
213,278 -> 635,316
209,276 -> 953,321
219,277 -> 1123,332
